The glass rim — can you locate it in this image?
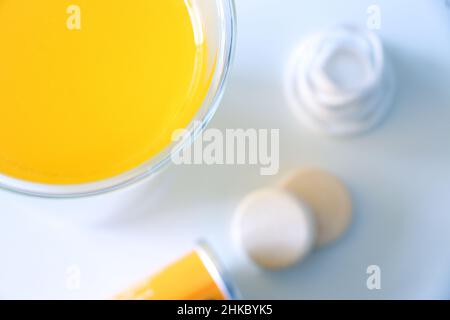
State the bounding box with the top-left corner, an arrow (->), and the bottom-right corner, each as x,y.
0,0 -> 236,198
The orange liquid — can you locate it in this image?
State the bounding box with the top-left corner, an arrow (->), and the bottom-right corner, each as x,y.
0,0 -> 210,184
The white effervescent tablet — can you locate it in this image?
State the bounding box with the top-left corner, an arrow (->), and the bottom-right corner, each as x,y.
280,168 -> 352,247
233,188 -> 316,270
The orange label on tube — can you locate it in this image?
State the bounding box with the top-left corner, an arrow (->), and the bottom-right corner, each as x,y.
116,247 -> 232,300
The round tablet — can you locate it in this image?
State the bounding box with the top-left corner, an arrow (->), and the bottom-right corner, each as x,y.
232,188 -> 316,270
279,168 -> 352,247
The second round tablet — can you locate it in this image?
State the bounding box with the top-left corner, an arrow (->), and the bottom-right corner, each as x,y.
280,168 -> 352,247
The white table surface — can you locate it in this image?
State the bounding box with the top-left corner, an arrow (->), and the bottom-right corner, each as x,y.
1,0 -> 450,299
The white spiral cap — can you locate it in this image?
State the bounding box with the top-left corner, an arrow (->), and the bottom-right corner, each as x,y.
285,25 -> 396,136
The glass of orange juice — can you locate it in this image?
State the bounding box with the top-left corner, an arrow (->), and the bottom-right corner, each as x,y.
0,0 -> 235,197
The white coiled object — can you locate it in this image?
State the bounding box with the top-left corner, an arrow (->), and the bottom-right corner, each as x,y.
285,25 -> 396,136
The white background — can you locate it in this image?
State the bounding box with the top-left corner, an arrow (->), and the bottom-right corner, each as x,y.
1,0 -> 450,299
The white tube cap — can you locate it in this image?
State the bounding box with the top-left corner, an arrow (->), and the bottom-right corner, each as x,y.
285,25 -> 396,136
